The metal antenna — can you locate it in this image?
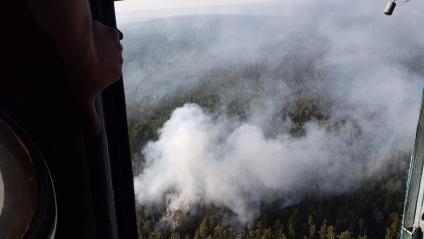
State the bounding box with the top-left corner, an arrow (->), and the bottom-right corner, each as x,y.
384,0 -> 412,15
384,1 -> 397,15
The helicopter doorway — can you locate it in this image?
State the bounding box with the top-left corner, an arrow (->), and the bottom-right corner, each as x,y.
403,92 -> 424,239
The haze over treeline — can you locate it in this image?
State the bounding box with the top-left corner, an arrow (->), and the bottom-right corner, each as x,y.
118,0 -> 424,226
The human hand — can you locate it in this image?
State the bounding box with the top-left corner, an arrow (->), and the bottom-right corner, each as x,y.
67,20 -> 123,135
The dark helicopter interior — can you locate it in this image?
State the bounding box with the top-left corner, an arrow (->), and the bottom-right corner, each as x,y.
0,0 -> 137,238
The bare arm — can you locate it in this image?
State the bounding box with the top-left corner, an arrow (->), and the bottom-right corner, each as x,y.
25,0 -> 93,73
25,0 -> 123,134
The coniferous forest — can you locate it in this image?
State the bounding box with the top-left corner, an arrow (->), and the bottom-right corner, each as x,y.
119,3 -> 424,238
127,88 -> 407,239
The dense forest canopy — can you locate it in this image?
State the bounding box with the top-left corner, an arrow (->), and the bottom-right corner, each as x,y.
117,1 -> 424,238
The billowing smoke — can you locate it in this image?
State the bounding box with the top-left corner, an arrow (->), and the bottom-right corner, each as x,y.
119,0 -> 424,223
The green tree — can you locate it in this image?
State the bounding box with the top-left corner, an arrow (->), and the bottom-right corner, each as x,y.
326,225 -> 336,239
142,220 -> 153,238
288,223 -> 296,239
170,233 -> 181,239
385,213 -> 400,239
308,215 -> 316,239
196,217 -> 211,239
213,225 -> 224,238
338,231 -> 352,239
319,222 -> 327,239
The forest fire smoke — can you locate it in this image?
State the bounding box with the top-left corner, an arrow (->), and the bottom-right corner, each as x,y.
122,0 -> 424,224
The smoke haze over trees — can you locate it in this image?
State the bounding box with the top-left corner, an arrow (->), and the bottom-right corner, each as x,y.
117,0 -> 424,237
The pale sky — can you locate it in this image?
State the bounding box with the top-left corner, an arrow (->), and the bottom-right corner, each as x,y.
114,0 -> 281,24
115,0 -> 266,11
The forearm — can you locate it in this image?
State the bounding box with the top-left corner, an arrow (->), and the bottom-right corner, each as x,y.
25,0 -> 94,69
23,0 -> 122,134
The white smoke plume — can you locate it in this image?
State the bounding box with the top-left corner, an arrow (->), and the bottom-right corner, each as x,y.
119,0 -> 424,223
